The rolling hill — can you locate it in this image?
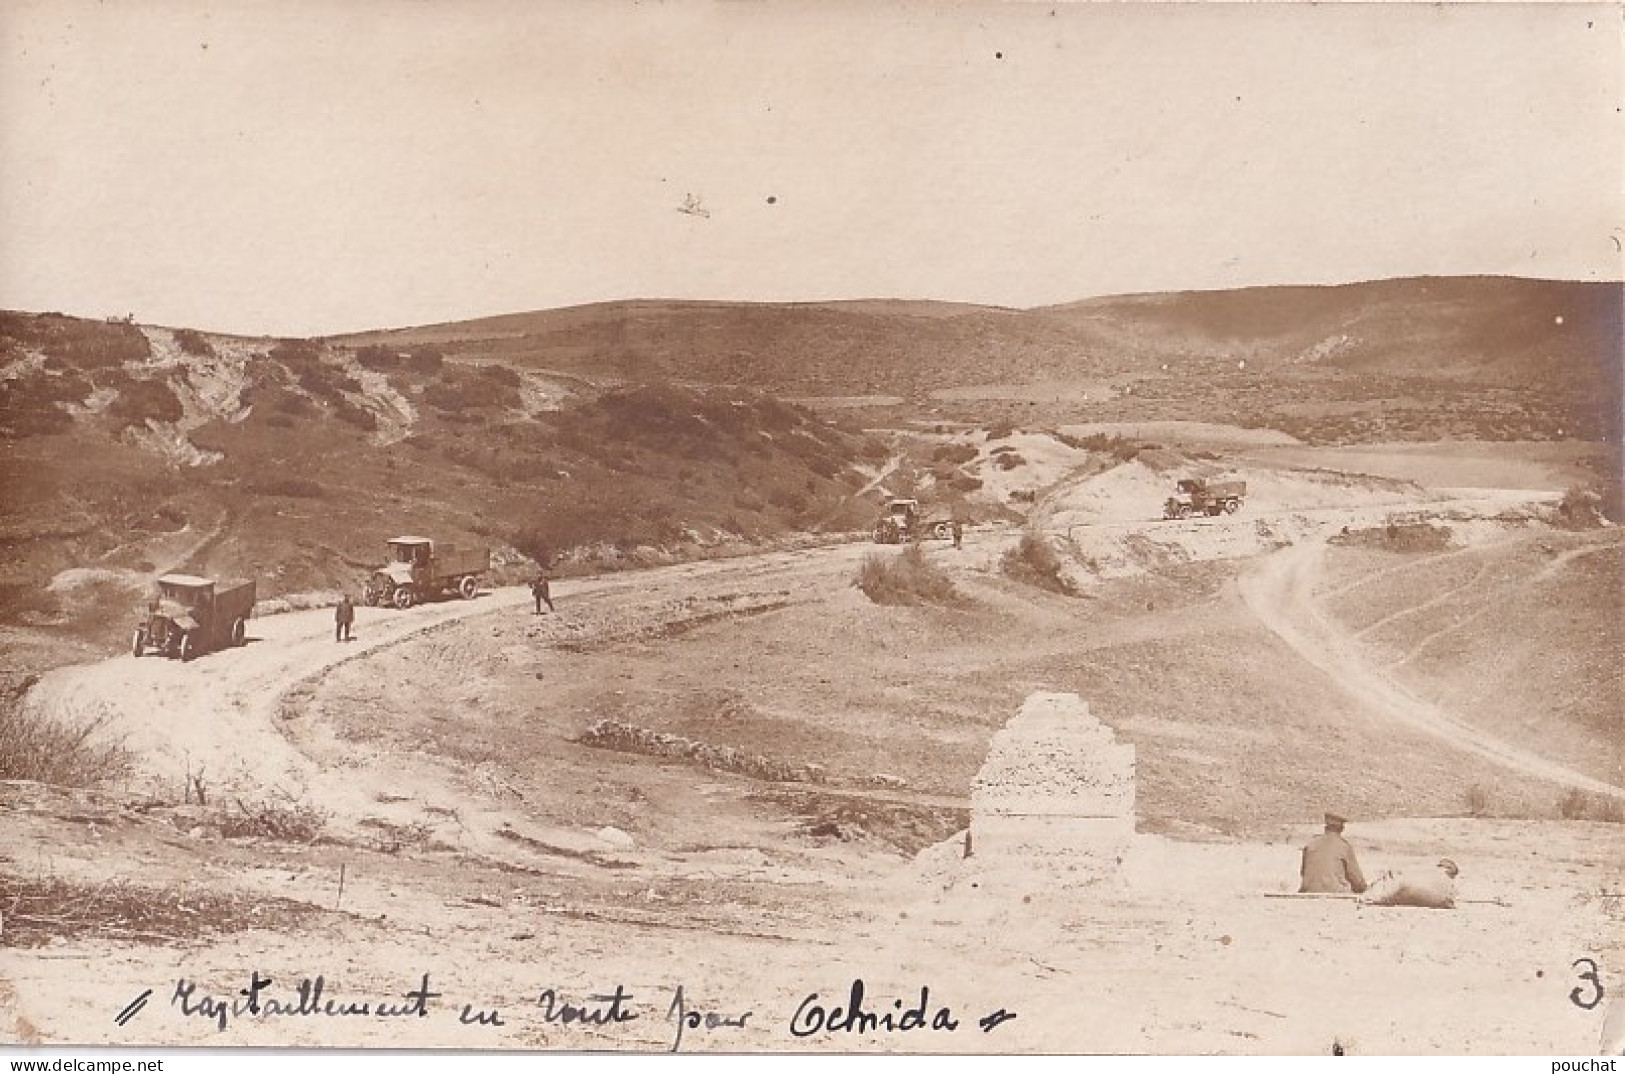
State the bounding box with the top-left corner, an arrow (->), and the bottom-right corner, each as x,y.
334,276 -> 1622,442
1,274 -> 1618,676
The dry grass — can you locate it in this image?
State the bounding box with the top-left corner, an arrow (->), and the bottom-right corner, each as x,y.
1328,522 -> 1454,553
766,790 -> 969,857
1001,533 -> 1079,596
219,795 -> 331,842
856,545 -> 962,606
0,692 -> 131,787
0,873 -> 321,947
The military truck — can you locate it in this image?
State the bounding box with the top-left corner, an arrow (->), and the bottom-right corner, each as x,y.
1163,478 -> 1247,520
873,498 -> 955,544
132,573 -> 256,661
363,536 -> 489,609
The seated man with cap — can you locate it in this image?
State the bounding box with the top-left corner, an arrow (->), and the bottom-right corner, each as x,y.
1361,858 -> 1460,909
1299,811 -> 1369,894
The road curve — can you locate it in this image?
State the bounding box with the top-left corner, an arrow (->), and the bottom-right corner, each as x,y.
1238,538 -> 1624,801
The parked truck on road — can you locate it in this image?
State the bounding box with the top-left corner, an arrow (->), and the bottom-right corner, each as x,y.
363,536 -> 489,609
1163,478 -> 1247,520
132,573 -> 256,661
873,498 -> 955,544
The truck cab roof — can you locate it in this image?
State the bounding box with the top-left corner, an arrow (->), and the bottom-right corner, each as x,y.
157,573 -> 214,591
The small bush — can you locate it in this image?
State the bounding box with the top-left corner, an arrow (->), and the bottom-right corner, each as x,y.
172,328 -> 215,357
423,364 -> 522,412
402,346 -> 445,374
1001,533 -> 1078,595
1555,484 -> 1608,528
332,398 -> 378,430
268,338 -> 321,363
1052,431 -> 1143,461
108,377 -> 185,426
354,345 -> 399,371
1557,788 -> 1625,823
477,362 -> 521,387
931,442 -> 978,465
858,437 -> 891,463
0,371 -> 90,436
0,693 -> 132,786
986,421 -> 1016,440
1328,522 -> 1454,553
994,451 -> 1028,471
219,796 -> 329,842
856,544 -> 961,606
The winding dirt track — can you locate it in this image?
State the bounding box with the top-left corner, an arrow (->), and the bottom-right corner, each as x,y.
21,539 -> 894,850
1238,538 -> 1625,800
32,485 -> 1617,825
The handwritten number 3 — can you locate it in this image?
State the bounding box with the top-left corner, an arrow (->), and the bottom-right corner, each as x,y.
1571,958 -> 1605,1011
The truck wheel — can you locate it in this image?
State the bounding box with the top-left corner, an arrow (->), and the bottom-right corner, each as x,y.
932,522 -> 952,540
132,629 -> 146,658
179,633 -> 197,662
1224,499 -> 1242,515
231,617 -> 247,646
458,575 -> 478,600
392,585 -> 415,610
1178,505 -> 1194,519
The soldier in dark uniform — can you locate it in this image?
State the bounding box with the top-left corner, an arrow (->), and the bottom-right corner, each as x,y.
1299,811 -> 1368,894
951,518 -> 964,549
335,593 -> 355,642
531,572 -> 554,614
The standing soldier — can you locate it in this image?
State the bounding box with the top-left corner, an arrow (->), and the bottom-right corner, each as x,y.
951,517 -> 964,550
531,571 -> 554,615
335,592 -> 355,642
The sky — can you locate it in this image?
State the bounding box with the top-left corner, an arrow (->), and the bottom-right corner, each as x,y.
1,1 -> 1621,337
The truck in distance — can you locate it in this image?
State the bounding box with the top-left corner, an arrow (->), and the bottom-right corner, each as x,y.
363,536 -> 490,609
873,498 -> 955,544
1163,478 -> 1247,520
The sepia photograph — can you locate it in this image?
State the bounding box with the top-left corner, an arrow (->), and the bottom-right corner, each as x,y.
1,0 -> 1622,1058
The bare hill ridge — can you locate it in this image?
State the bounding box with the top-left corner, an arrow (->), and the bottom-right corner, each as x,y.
332,276 -> 1621,432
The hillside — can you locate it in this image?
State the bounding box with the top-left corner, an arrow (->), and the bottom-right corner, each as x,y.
0,315 -> 889,672
334,276 -> 1623,443
2,274 -> 1619,675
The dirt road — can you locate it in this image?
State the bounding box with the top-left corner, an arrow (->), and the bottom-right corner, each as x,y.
20,536 -> 915,846
1239,537 -> 1625,800
8,489 -> 1622,1055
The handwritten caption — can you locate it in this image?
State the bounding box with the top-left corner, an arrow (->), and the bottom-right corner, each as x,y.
152,973 -> 1015,1050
